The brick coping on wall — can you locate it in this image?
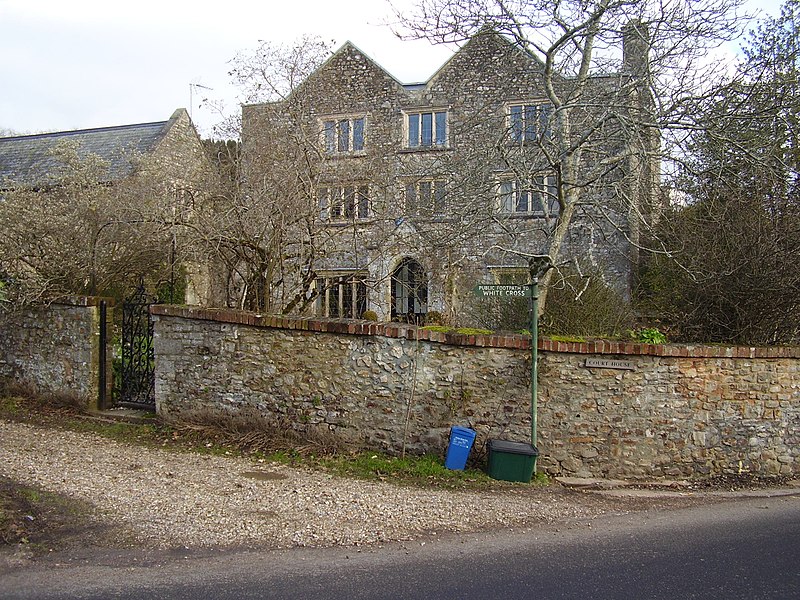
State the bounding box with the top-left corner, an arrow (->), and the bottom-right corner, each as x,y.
150,305 -> 800,359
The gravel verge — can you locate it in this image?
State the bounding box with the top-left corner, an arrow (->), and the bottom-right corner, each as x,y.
0,420 -> 649,550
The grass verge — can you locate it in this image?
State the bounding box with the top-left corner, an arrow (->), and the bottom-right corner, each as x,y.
0,393 -> 546,491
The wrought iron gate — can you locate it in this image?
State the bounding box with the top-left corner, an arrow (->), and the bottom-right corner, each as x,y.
119,284 -> 158,410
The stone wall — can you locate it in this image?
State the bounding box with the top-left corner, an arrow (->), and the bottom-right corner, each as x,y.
540,349 -> 799,478
152,305 -> 800,479
0,298 -> 109,408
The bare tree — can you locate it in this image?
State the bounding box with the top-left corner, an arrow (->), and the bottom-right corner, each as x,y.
0,140 -> 187,305
191,37 -> 343,312
639,0 -> 800,344
392,0 -> 750,313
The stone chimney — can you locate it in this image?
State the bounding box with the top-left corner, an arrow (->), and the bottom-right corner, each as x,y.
623,20 -> 650,76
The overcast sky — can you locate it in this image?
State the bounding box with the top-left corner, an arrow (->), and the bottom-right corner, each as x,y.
0,0 -> 784,139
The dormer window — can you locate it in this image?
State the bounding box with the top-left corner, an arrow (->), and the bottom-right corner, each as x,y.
323,116 -> 366,154
405,110 -> 448,148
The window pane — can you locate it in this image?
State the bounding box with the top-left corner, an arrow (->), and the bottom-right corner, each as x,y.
510,106 -> 523,142
421,113 -> 433,146
330,189 -> 343,218
318,187 -> 329,219
532,182 -> 544,213
539,105 -> 552,139
411,262 -> 428,313
356,280 -> 367,318
338,120 -> 350,152
394,265 -> 409,313
328,279 -> 340,317
357,185 -> 369,218
408,114 -> 420,147
353,118 -> 365,151
342,277 -> 354,318
435,112 -> 447,145
500,181 -> 514,212
525,105 -> 538,141
516,187 -> 529,212
546,176 -> 559,215
344,187 -> 355,218
324,121 -> 335,153
315,278 -> 325,314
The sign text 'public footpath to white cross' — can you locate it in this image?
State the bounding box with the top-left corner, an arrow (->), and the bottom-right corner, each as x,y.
472,284 -> 532,298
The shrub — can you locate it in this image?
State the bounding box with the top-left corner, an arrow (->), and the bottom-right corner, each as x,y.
542,270 -> 633,338
631,327 -> 667,344
424,310 -> 444,325
0,379 -> 86,412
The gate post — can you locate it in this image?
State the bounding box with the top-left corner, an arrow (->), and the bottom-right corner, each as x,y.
98,299 -> 108,410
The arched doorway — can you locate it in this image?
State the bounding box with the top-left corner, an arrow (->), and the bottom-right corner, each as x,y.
391,258 -> 427,322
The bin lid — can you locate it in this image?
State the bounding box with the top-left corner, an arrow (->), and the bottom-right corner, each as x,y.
488,439 -> 538,456
450,426 -> 476,437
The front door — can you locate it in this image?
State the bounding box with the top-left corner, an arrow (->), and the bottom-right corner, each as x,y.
391,258 -> 427,322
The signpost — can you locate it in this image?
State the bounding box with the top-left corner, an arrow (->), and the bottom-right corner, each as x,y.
473,257 -> 552,455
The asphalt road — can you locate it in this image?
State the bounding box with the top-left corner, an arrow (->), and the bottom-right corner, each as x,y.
3,495 -> 799,599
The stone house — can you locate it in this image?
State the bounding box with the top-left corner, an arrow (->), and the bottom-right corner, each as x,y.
241,28 -> 658,324
0,108 -> 214,303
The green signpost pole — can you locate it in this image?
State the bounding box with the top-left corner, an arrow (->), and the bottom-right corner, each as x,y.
530,276 -> 538,451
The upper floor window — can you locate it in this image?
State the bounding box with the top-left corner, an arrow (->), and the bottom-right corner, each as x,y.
499,175 -> 559,217
323,117 -> 365,154
405,110 -> 448,148
404,179 -> 447,216
508,103 -> 552,143
318,184 -> 370,221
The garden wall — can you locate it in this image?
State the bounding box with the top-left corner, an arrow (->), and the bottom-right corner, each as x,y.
152,306 -> 800,479
0,297 -> 110,408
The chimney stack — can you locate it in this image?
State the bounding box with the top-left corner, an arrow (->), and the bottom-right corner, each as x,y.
623,20 -> 650,76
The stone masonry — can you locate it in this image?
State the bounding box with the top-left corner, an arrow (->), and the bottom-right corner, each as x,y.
152,305 -> 800,479
0,297 -> 109,408
240,30 -> 655,322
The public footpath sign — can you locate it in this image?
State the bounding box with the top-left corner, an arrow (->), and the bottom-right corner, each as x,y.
472,279 -> 538,455
472,284 -> 531,298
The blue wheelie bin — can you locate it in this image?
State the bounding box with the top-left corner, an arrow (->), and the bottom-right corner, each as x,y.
444,426 -> 477,470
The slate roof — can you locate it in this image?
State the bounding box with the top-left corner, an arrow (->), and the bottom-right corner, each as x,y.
0,109 -> 184,189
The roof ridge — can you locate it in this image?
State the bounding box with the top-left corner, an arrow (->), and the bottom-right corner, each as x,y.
0,119 -> 170,142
